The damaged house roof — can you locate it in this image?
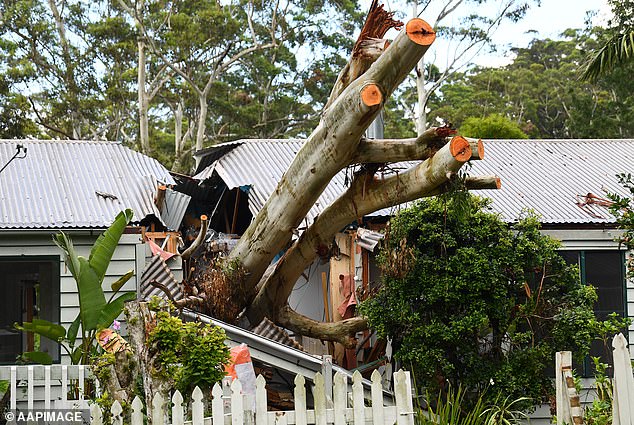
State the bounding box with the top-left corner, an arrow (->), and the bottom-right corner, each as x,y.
0,140 -> 175,229
194,138 -> 634,225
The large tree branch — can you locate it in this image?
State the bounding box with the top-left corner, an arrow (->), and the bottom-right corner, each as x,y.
276,306 -> 368,348
352,125 -> 456,163
246,137 -> 498,327
228,18 -> 437,295
324,0 -> 404,111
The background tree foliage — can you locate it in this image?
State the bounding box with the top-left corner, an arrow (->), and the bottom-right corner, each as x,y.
459,113 -> 528,139
360,193 -> 627,406
0,0 -> 363,170
428,27 -> 634,138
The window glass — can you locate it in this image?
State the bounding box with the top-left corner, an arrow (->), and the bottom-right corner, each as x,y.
0,259 -> 60,364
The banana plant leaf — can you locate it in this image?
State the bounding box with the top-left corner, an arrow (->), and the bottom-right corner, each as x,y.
67,315 -> 81,347
89,209 -> 133,280
111,270 -> 134,293
15,319 -> 66,342
97,292 -> 137,330
77,257 -> 107,331
22,351 -> 53,365
53,233 -> 81,281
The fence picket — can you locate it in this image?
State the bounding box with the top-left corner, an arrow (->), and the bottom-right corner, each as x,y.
62,365 -> 68,404
394,370 -> 414,425
172,390 -> 185,425
111,400 -> 123,425
153,392 -> 165,425
256,375 -> 268,425
91,403 -> 103,425
10,366 -> 16,411
192,387 -> 205,425
371,370 -> 384,425
352,371 -> 364,425
231,378 -> 244,425
131,396 -> 144,425
313,372 -> 327,425
27,365 -> 34,410
334,372 -> 347,425
78,365 -> 85,401
294,374 -> 307,425
212,382 -> 224,425
44,366 -> 51,410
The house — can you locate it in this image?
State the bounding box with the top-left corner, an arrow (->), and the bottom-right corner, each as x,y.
190,138 -> 633,366
0,139 -> 188,364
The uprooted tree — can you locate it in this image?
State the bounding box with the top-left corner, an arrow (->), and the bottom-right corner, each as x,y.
185,1 -> 500,345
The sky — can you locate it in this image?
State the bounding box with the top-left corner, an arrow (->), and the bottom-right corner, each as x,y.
361,0 -> 613,68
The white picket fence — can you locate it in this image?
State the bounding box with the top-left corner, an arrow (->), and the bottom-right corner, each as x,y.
0,364 -> 96,411
1,365 -> 414,425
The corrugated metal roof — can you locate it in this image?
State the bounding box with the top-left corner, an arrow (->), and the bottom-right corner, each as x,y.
0,140 -> 175,229
195,139 -> 349,225
140,254 -> 182,300
194,138 -> 634,225
469,139 -> 634,224
160,188 -> 192,231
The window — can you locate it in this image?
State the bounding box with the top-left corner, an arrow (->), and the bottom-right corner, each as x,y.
560,250 -> 626,375
0,257 -> 60,364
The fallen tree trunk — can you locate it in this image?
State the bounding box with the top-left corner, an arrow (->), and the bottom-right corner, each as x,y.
228,17 -> 437,298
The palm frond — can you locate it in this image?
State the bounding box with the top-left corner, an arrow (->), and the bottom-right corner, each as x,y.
581,31 -> 634,82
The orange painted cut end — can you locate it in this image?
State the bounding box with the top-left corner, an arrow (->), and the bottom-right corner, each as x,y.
200,215 -> 208,221
475,139 -> 485,159
360,83 -> 383,106
495,177 -> 502,190
406,18 -> 436,46
449,136 -> 472,162
158,185 -> 167,190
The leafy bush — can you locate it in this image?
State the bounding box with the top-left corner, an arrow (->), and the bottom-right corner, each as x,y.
360,193 -> 628,408
147,306 -> 230,394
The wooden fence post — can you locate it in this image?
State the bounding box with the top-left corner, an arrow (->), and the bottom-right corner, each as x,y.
294,374 -> 307,425
212,383 -> 224,425
352,371 -> 365,425
131,396 -> 143,425
394,369 -> 414,425
371,370 -> 385,424
111,400 -> 123,425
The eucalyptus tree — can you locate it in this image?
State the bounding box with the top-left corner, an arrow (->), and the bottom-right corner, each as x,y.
114,0 -> 364,168
409,0 -> 538,133
0,0 -> 103,139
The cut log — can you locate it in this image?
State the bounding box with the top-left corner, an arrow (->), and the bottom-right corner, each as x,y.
353,125 -> 455,163
360,83 -> 383,106
465,176 -> 501,190
405,18 -> 436,46
180,215 -> 209,260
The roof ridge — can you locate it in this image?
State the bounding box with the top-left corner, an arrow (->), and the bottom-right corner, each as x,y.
0,139 -> 122,144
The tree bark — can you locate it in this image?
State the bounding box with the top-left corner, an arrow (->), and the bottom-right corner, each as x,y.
138,37 -> 151,155
353,125 -> 455,163
228,18 -> 437,300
